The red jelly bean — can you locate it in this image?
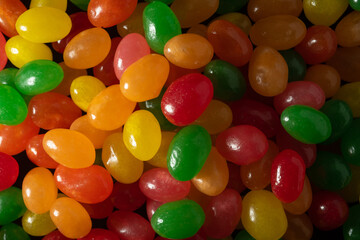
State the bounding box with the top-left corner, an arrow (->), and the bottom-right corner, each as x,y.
78,228 -> 120,240
146,198 -> 164,220
43,230 -> 71,240
110,181 -> 146,211
216,125 -> 269,165
81,197 -> 114,219
271,149 -> 306,203
0,0 -> 27,37
0,32 -> 7,71
226,162 -> 246,193
0,152 -> 18,191
26,134 -> 59,169
161,73 -> 213,126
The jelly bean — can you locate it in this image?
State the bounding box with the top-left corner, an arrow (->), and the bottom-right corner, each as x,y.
214,13 -> 252,35
70,0 -> 90,11
333,82 -> 360,118
64,28 -> 111,69
147,132 -> 176,168
230,99 -> 281,138
187,24 -> 208,37
282,176 -> 312,215
204,60 -> 246,101
171,0 -> 219,28
117,2 -> 148,37
308,191 -> 349,231
16,7 -> 71,43
0,152 -> 18,191
30,0 -> 67,11
82,197 -> 114,219
52,62 -> 87,96
54,165 -> 113,204
43,129 -> 95,168
29,92 -> 82,130
0,0 -> 27,37
88,0 -> 137,28
341,119 -> 360,166
247,0 -> 302,22
120,54 -> 169,102
0,187 -> 26,225
110,181 -> 146,211
304,64 -> 340,98
250,15 -> 306,50
0,223 -> 30,240
0,85 -> 27,125
22,167 -> 57,214
281,105 -> 332,144
249,46 -> 288,96
194,100 -> 232,135
167,125 -> 211,181
15,60 -> 63,95
279,49 -> 306,82
165,62 -> 202,88
0,68 -> 17,87
123,110 -> 161,161
240,140 -> 278,190
343,205 -> 360,240
146,198 -> 164,221
216,125 -> 269,165
335,11 -> 360,48
0,115 -> 39,155
107,211 -> 155,240
217,0 -> 248,14
0,33 -> 6,71
162,73 -> 213,126
22,210 -> 56,236
307,151 -> 351,191
207,20 -> 253,67
50,197 -> 92,239
52,12 -> 94,54
102,132 -> 144,183
151,200 -> 204,239
235,230 -> 255,240
271,149 -> 306,203
78,229 -> 120,240
303,0 -> 348,26
43,230 -> 71,240
143,1 -> 181,54
349,0 -> 360,10
283,213 -> 313,240
241,190 -> 287,240
87,84 -> 136,131
338,164 -> 360,203
203,189 -> 242,238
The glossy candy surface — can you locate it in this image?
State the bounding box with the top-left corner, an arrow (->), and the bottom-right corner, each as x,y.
22,210 -> 56,237
333,82 -> 360,118
0,223 -> 30,240
30,0 -> 67,10
214,12 -> 252,35
0,152 -> 18,191
336,11 -> 360,47
0,0 -> 27,37
78,228 -> 120,240
0,187 -> 26,225
341,119 -> 360,166
303,0 -> 348,26
110,181 -> 146,211
283,213 -> 313,240
117,2 -> 148,37
279,49 -> 306,82
147,132 -> 176,168
282,176 -> 312,215
0,85 -> 28,125
343,205 -> 360,240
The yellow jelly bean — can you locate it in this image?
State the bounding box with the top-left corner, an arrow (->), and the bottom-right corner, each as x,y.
5,35 -> 53,68
15,7 -> 71,43
147,131 -> 176,168
22,210 -> 56,237
52,62 -> 87,96
242,190 -> 288,240
102,132 -> 144,183
123,110 -> 161,161
70,76 -> 106,112
214,13 -> 252,35
333,82 -> 360,118
30,0 -> 67,11
117,2 -> 148,37
303,0 -> 348,26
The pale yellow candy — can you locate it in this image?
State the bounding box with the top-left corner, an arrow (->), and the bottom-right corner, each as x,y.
30,0 -> 67,11
22,210 -> 56,236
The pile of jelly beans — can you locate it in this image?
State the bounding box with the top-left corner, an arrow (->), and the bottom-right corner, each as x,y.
0,0 -> 360,239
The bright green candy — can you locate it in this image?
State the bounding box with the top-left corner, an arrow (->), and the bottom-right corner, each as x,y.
0,223 -> 30,240
145,0 -> 175,4
281,105 -> 332,144
0,85 -> 28,125
349,0 -> 360,11
343,204 -> 360,240
15,59 -> 64,96
167,125 -> 211,181
321,99 -> 353,145
204,60 -> 246,101
0,68 -> 18,88
235,230 -> 255,240
0,187 -> 27,225
69,0 -> 90,11
307,151 -> 352,191
341,119 -> 360,166
143,1 -> 181,54
279,49 -> 306,82
139,89 -> 176,131
216,0 -> 248,14
151,199 -> 205,239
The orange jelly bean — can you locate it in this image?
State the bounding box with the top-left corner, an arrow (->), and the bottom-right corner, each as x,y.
249,45 -> 288,96
43,129 -> 95,169
327,47 -> 360,83
283,176 -> 312,215
186,24 -> 208,38
249,15 -> 307,50
0,0 -> 27,37
87,84 -> 136,131
214,13 -> 252,35
335,11 -> 360,48
22,167 -> 57,214
147,131 -> 176,168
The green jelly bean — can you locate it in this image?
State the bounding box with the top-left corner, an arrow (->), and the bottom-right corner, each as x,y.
217,0 -> 248,14
349,0 -> 360,11
204,59 -> 246,101
235,230 -> 256,240
321,99 -> 353,145
0,187 -> 27,225
0,85 -> 28,126
281,105 -> 332,144
343,204 -> 360,240
167,125 -> 211,181
307,151 -> 352,191
143,1 -> 181,54
341,119 -> 360,166
69,0 -> 90,11
0,68 -> 18,88
139,89 -> 177,131
151,199 -> 205,239
279,49 -> 306,82
145,0 -> 175,4
15,59 -> 64,96
0,223 -> 30,240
